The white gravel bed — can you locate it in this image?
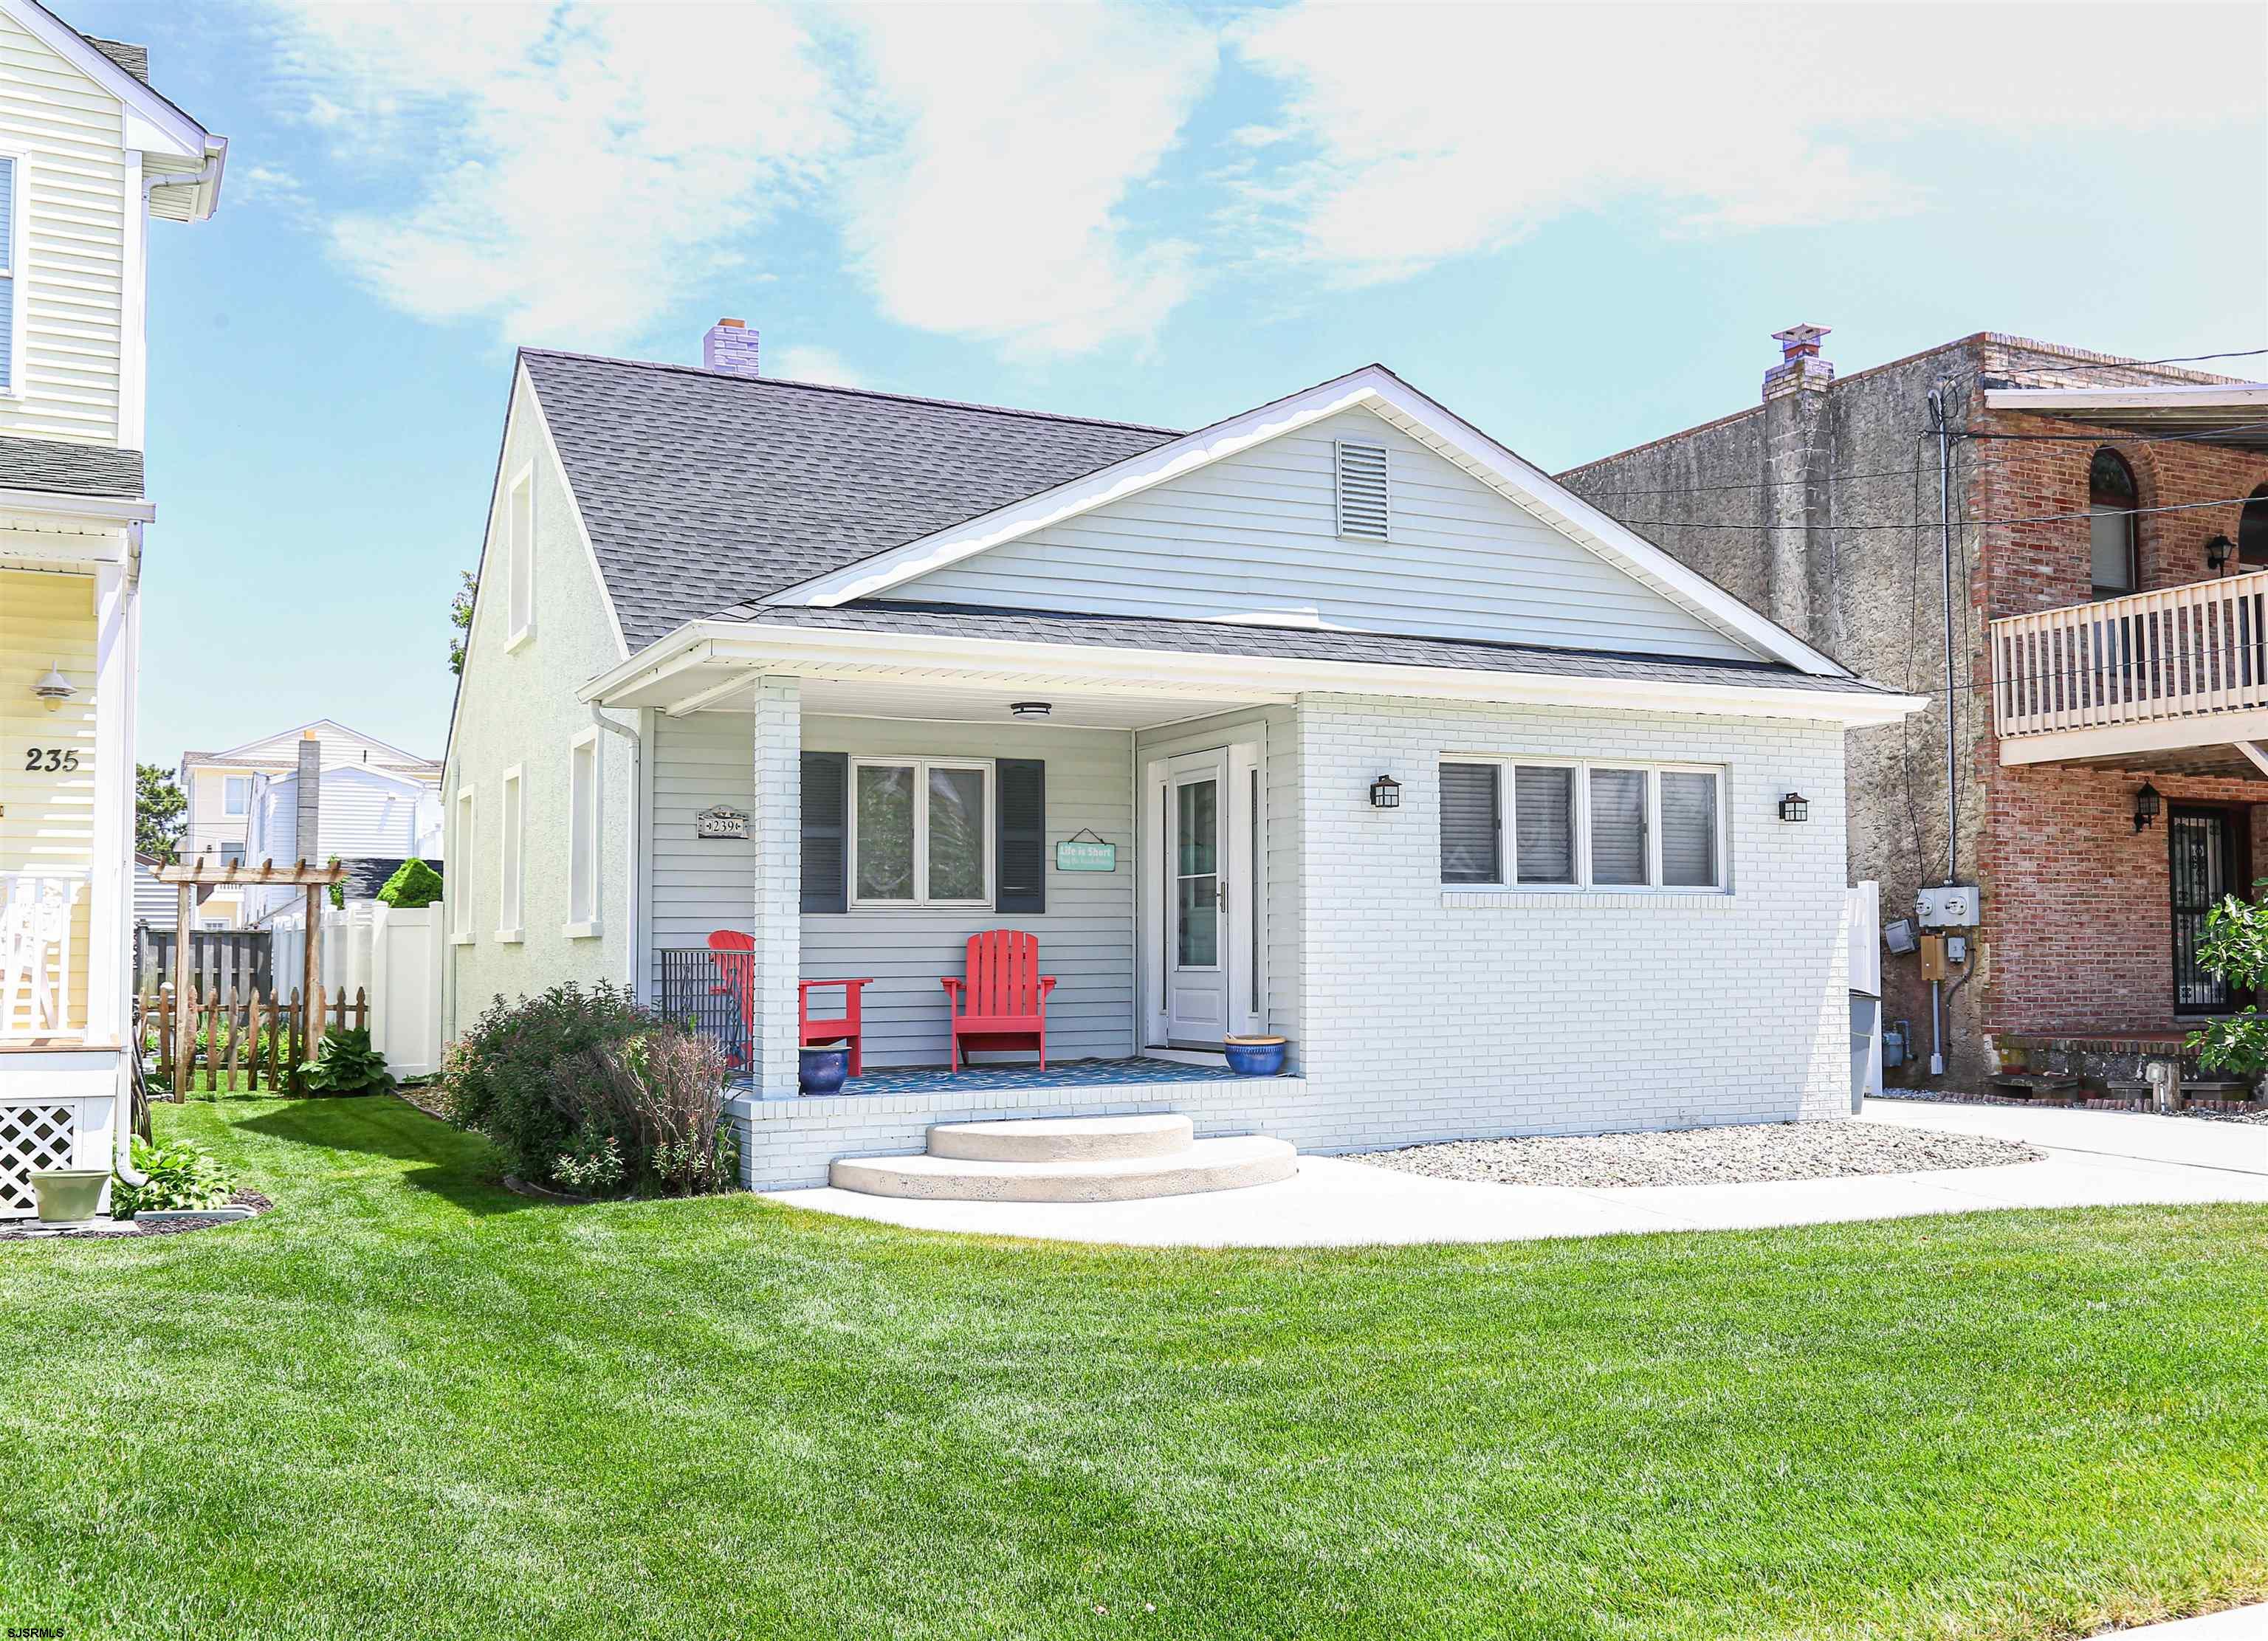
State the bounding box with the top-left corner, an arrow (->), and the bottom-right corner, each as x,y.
1347,1119 -> 2043,1190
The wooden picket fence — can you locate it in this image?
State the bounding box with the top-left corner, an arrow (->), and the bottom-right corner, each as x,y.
146,983 -> 368,1096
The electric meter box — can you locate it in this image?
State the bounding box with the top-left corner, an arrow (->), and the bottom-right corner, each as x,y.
1916,885 -> 1980,929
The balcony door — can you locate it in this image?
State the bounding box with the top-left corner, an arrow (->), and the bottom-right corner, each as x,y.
2169,804 -> 2250,1015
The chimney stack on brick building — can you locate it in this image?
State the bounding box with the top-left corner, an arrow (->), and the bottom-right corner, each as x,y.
1760,324 -> 1836,647
703,317 -> 760,377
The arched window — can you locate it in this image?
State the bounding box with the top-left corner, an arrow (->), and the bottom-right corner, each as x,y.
2240,484 -> 2268,568
2089,447 -> 2139,598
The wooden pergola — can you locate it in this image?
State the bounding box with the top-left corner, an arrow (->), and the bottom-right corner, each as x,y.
154,856 -> 349,1050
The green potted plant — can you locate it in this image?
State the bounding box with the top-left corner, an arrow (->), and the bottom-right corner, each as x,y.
2187,885 -> 2268,1098
30,1167 -> 109,1228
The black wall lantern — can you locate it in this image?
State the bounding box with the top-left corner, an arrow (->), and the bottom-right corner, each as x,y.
1370,774 -> 1402,809
1779,791 -> 1810,822
2134,780 -> 2162,833
2207,534 -> 2235,574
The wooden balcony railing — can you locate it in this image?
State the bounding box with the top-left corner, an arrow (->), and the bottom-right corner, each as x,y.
1991,571 -> 2268,740
1,870 -> 87,1041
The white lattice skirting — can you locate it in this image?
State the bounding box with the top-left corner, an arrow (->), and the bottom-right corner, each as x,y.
0,1102 -> 77,1217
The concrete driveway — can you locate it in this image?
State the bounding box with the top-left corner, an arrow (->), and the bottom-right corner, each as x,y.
766,1100 -> 2268,1248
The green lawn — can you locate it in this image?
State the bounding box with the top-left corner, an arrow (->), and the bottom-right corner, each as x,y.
2,1097 -> 2264,1641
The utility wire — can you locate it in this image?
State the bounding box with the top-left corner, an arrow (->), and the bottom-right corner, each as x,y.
1609,493 -> 2261,531
1953,421 -> 2268,446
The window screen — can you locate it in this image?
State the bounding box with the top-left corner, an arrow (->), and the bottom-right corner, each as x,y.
1513,766 -> 1575,884
1438,763 -> 1501,884
1660,772 -> 1719,887
1589,768 -> 1647,885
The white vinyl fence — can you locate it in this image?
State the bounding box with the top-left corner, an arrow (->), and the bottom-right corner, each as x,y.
269,901 -> 445,1078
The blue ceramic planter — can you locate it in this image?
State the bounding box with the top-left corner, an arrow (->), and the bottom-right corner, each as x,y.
798,1044 -> 850,1097
1223,1036 -> 1287,1077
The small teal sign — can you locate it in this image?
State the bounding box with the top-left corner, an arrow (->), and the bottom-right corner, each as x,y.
1054,840 -> 1117,873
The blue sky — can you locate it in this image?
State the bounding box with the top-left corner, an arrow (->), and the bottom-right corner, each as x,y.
82,1 -> 2267,770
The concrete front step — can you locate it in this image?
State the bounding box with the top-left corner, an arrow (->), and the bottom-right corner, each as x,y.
830,1135 -> 1297,1203
926,1112 -> 1195,1163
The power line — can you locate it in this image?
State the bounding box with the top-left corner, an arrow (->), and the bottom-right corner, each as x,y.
1955,421 -> 2268,446
1994,345 -> 2268,374
1609,492 -> 2261,532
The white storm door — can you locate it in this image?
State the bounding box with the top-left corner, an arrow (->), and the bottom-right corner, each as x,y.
1164,750 -> 1229,1046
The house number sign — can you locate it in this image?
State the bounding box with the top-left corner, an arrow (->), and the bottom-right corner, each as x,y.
697,805 -> 749,840
21,746 -> 82,771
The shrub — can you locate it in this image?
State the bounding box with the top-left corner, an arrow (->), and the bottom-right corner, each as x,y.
299,1025 -> 396,1096
2188,885 -> 2268,1078
440,983 -> 652,1188
581,1029 -> 737,1197
377,858 -> 444,910
112,1137 -> 236,1219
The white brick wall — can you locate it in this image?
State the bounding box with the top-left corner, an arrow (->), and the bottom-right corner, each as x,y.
730,690 -> 1858,1188
1291,692 -> 1853,1147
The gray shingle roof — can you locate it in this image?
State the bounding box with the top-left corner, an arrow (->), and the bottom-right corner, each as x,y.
83,35 -> 149,83
718,600 -> 1901,696
0,435 -> 144,498
519,350 -> 1181,650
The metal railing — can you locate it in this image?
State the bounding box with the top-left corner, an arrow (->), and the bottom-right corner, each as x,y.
653,946 -> 749,1067
1,870 -> 87,1041
1992,571 -> 2268,740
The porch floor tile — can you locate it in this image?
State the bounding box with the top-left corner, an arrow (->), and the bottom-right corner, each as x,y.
743,1056 -> 1257,1098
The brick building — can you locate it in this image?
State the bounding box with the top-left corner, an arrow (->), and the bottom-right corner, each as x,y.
1560,331 -> 2268,1091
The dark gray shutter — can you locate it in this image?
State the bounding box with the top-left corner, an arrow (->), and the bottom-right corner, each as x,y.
1438,763 -> 1501,884
801,751 -> 847,913
995,757 -> 1046,913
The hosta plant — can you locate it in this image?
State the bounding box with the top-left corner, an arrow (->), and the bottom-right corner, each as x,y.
111,1137 -> 237,1219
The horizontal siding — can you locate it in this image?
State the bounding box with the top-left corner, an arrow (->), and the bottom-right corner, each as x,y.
648,711 -> 1137,1068
904,408 -> 1756,660
0,14 -> 123,446
0,566 -> 93,1029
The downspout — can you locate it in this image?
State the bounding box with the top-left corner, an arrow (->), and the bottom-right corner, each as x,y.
142,151 -> 223,209
591,706 -> 642,990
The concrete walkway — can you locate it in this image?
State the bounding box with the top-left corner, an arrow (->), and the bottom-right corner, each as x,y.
765,1100 -> 2268,1248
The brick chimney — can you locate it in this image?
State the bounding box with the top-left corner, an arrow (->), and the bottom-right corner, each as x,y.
1760,325 -> 1835,647
703,317 -> 759,377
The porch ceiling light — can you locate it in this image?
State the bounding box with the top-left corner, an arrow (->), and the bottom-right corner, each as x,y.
1370,774 -> 1401,809
2134,780 -> 2162,833
1779,791 -> 1809,822
31,661 -> 74,712
1008,701 -> 1051,720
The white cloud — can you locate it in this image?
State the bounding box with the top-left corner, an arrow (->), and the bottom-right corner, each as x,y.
768,345 -> 868,389
263,1 -> 845,349
1231,2 -> 2264,283
834,1 -> 1218,357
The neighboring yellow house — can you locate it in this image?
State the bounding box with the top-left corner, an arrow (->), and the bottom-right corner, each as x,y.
0,0 -> 224,1216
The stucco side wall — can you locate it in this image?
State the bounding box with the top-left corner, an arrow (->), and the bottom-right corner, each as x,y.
443,375 -> 630,1037
1290,695 -> 1853,1144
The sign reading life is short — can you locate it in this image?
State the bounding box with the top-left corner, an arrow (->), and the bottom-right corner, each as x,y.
1054,840 -> 1116,873
697,805 -> 749,840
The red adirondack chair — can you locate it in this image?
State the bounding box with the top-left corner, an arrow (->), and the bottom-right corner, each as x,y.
707,931 -> 870,1074
941,929 -> 1056,1071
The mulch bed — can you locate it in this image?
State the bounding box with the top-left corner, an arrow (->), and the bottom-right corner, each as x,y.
1874,1088 -> 2268,1124
0,1188 -> 272,1242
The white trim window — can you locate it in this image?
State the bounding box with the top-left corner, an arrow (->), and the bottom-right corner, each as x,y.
850,757 -> 992,908
565,729 -> 599,938
0,154 -> 18,396
221,774 -> 250,817
1438,759 -> 1725,891
504,465 -> 535,650
496,765 -> 524,940
451,786 -> 475,943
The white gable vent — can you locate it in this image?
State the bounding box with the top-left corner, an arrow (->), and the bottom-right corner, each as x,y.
1334,440 -> 1390,540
